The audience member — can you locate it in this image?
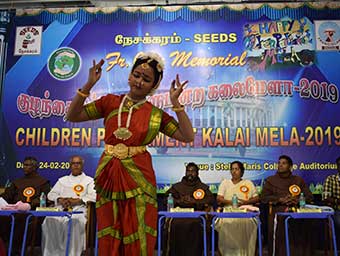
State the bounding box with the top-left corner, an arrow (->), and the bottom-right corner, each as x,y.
261,155 -> 314,256
215,160 -> 259,256
0,156 -> 50,255
41,155 -> 96,256
323,156 -> 340,247
163,162 -> 214,256
0,156 -> 50,209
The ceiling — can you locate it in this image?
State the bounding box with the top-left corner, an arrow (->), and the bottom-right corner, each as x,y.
0,0 -> 336,9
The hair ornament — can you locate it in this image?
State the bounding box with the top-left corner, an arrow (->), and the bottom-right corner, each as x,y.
141,62 -> 151,70
134,51 -> 165,72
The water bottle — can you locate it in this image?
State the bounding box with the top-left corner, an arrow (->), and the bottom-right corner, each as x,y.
167,193 -> 174,212
40,192 -> 46,207
232,194 -> 238,209
299,192 -> 306,208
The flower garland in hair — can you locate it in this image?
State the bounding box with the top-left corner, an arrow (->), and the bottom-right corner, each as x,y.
134,51 -> 165,73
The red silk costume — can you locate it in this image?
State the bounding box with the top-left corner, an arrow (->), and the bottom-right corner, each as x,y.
85,94 -> 178,256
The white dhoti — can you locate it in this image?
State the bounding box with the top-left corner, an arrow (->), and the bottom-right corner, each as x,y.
215,218 -> 258,256
42,211 -> 87,256
41,173 -> 96,256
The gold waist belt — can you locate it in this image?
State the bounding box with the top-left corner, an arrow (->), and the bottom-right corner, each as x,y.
105,143 -> 146,160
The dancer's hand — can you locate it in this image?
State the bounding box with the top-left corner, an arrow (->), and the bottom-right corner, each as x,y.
84,59 -> 105,92
170,74 -> 188,107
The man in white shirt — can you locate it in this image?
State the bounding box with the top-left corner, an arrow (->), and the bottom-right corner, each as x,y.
41,155 -> 96,256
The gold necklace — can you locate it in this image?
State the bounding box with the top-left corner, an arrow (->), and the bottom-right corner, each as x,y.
125,98 -> 135,109
113,95 -> 146,140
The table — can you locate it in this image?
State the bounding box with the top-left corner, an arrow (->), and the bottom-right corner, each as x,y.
157,211 -> 208,256
21,210 -> 82,256
276,212 -> 337,256
0,210 -> 16,256
211,212 -> 262,256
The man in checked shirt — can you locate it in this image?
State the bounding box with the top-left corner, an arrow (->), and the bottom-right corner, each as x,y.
323,156 -> 340,247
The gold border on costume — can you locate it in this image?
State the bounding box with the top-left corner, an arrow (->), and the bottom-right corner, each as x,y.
84,101 -> 102,120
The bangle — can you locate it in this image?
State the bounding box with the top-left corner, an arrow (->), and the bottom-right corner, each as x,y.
172,105 -> 185,112
77,89 -> 90,98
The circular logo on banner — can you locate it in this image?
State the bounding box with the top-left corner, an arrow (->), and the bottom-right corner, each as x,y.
193,189 -> 205,200
289,184 -> 301,196
48,47 -> 81,81
318,21 -> 340,46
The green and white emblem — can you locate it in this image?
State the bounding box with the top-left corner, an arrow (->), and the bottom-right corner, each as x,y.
48,47 -> 81,81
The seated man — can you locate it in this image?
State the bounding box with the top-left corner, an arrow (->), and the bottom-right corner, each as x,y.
0,156 -> 50,255
215,160 -> 259,256
261,155 -> 314,256
41,155 -> 96,256
323,156 -> 340,247
163,162 -> 214,256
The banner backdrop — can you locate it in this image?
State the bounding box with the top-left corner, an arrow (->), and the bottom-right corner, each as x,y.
0,3 -> 339,193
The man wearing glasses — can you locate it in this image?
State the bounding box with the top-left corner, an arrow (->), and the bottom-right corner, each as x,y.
41,155 -> 96,256
0,156 -> 50,255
